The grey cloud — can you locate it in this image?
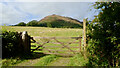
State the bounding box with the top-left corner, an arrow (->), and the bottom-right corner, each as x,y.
1,2 -> 98,25
2,0 -> 98,2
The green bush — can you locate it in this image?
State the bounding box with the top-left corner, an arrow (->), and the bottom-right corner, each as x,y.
16,22 -> 26,26
38,23 -> 47,27
26,20 -> 38,26
38,20 -> 82,28
2,30 -> 22,58
86,2 -> 120,67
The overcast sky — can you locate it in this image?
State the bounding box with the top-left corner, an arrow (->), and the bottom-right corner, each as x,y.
0,1 -> 99,25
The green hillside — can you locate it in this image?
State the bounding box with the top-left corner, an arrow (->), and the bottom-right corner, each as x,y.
37,14 -> 83,28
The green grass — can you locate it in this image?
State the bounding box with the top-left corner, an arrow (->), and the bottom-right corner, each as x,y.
2,26 -> 83,37
1,52 -> 46,66
68,54 -> 88,66
1,26 -> 87,66
2,57 -> 26,66
33,55 -> 58,66
2,26 -> 83,54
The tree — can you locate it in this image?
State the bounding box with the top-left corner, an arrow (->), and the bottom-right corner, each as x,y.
26,20 -> 38,26
47,22 -> 52,27
87,2 -> 120,67
16,22 -> 26,26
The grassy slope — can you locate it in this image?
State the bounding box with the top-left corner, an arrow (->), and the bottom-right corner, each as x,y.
2,26 -> 88,66
38,14 -> 82,28
2,26 -> 82,54
2,26 -> 83,37
39,14 -> 82,25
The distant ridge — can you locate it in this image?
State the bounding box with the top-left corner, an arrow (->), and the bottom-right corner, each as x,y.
15,14 -> 83,28
38,14 -> 83,28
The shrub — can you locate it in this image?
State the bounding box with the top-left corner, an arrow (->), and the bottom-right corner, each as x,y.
26,20 -> 38,26
16,22 -> 26,26
86,2 -> 120,67
2,30 -> 22,58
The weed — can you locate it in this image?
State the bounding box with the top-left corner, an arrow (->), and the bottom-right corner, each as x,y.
34,55 -> 58,66
68,54 -> 88,66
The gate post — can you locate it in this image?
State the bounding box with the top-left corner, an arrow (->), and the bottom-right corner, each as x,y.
83,19 -> 87,59
83,19 -> 86,49
22,31 -> 31,54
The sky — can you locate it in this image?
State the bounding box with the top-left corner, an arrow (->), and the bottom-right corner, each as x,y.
0,0 -> 101,25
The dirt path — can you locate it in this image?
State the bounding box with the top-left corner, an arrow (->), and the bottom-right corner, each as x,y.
16,58 -> 41,66
16,57 -> 70,66
47,57 -> 70,66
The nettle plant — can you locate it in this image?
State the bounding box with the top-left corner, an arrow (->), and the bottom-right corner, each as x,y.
86,2 -> 120,67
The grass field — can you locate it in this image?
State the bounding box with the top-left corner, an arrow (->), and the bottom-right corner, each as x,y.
2,26 -> 88,66
2,26 -> 83,53
2,26 -> 83,37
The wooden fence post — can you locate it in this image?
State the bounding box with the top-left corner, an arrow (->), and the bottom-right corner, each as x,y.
83,19 -> 87,59
83,19 -> 86,49
22,31 -> 31,54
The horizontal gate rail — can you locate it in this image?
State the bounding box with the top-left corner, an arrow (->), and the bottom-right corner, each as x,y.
43,52 -> 75,57
34,37 -> 82,39
43,46 -> 79,48
42,49 -> 79,52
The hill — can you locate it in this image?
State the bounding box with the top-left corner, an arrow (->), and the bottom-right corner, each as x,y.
37,14 -> 83,28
